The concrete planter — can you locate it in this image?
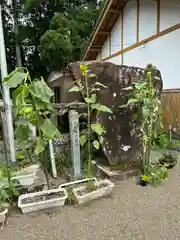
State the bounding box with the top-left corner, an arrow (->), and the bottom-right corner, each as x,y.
73,179 -> 114,205
0,208 -> 8,226
18,188 -> 68,214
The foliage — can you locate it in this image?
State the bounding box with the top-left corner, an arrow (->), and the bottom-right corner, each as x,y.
159,151 -> 178,168
140,175 -> 150,182
2,0 -> 104,77
3,67 -> 61,188
121,64 -> 163,175
66,187 -> 75,205
152,132 -> 169,149
168,140 -> 180,150
69,64 -> 112,179
47,147 -> 71,177
0,181 -> 20,208
148,163 -> 168,187
0,163 -> 20,208
0,163 -> 17,180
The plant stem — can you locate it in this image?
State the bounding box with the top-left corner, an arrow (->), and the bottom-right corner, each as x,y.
84,75 -> 92,178
145,70 -> 153,172
31,93 -> 51,189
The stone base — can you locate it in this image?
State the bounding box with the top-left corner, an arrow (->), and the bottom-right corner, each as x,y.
95,164 -> 140,182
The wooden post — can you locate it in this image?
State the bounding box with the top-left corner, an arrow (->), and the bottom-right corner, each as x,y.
49,140 -> 57,178
69,110 -> 81,179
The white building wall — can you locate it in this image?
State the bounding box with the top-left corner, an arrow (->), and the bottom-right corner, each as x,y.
96,52 -> 101,60
110,15 -> 121,55
106,55 -> 121,65
139,0 -> 157,40
123,0 -> 137,48
160,0 -> 180,31
124,29 -> 180,89
101,36 -> 109,59
95,0 -> 180,89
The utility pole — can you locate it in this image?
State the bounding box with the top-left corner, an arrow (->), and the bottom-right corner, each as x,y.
0,5 -> 16,162
13,0 -> 22,67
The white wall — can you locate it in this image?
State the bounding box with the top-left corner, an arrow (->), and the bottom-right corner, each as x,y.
139,0 -> 157,40
101,36 -> 110,59
96,52 -> 101,60
123,0 -> 137,48
106,55 -> 121,65
160,0 -> 180,31
124,29 -> 180,89
95,0 -> 180,89
111,15 -> 121,55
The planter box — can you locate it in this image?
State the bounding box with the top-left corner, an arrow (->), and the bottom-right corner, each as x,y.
0,208 -> 8,225
73,179 -> 114,205
11,172 -> 37,187
18,188 -> 68,214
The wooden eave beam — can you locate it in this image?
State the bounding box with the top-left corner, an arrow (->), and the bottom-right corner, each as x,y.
108,8 -> 121,14
97,31 -> 109,36
89,48 -> 101,52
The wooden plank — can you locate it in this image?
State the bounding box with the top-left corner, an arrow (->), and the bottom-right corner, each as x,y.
136,0 -> 140,42
109,8 -> 121,14
68,110 -> 81,179
97,31 -> 110,36
157,0 -> 161,33
161,89 -> 180,134
121,10 -> 124,64
83,0 -> 114,60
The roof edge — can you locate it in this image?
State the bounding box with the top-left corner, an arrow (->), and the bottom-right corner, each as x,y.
82,0 -> 113,60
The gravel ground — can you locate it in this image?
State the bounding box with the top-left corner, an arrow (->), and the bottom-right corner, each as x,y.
1,163 -> 180,240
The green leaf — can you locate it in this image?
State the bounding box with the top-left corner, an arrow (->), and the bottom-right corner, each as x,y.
91,88 -> 100,92
93,140 -> 100,150
73,79 -> 81,84
90,94 -> 97,103
143,98 -> 151,106
122,86 -> 133,91
80,135 -> 87,146
80,64 -> 88,76
127,98 -> 138,105
15,125 -> 30,141
30,80 -> 54,103
35,137 -> 46,155
34,98 -> 53,110
91,123 -> 106,135
118,104 -> 127,108
134,82 -> 147,90
16,153 -> 25,160
68,86 -> 82,92
79,113 -> 88,118
88,74 -> 97,78
40,118 -> 61,139
94,82 -> 107,88
91,104 -> 112,113
12,86 -> 29,107
132,113 -> 138,120
142,106 -> 149,119
84,97 -> 93,104
23,107 -> 33,113
3,68 -> 27,88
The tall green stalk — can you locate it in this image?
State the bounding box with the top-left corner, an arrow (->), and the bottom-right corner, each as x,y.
69,64 -> 112,180
84,74 -> 92,178
3,67 -> 60,190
